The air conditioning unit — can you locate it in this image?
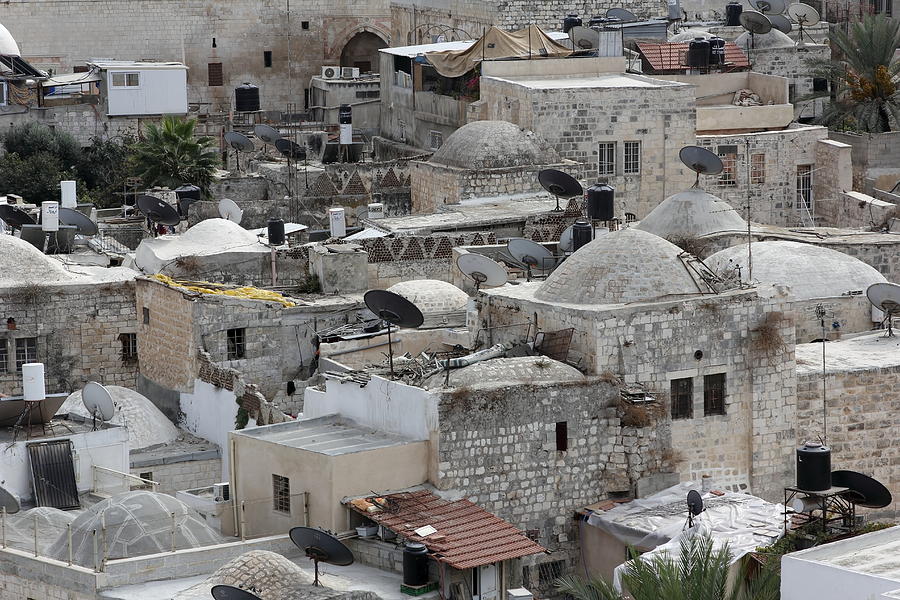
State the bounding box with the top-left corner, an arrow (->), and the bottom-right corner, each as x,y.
212,482 -> 230,502
341,67 -> 360,79
321,66 -> 340,79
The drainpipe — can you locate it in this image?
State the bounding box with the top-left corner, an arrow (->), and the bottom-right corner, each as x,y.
230,435 -> 239,538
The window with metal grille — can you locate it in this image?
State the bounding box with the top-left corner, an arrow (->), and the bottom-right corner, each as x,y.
555,421 -> 568,452
624,141 -> 641,174
208,62 -> 224,87
598,142 -> 616,175
0,340 -> 8,373
704,373 -> 726,416
272,474 -> 291,513
15,337 -> 36,372
264,51 -> 273,68
717,145 -> 737,186
355,90 -> 380,99
429,130 -> 443,151
120,333 -> 137,362
670,377 -> 693,419
796,164 -> 813,211
227,328 -> 246,360
750,153 -> 766,184
537,560 -> 566,586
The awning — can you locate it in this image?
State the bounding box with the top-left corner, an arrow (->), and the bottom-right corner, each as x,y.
42,72 -> 101,87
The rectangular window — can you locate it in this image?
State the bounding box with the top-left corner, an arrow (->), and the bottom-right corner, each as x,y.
812,77 -> 828,92
15,337 -> 36,372
429,130 -> 443,151
750,153 -> 766,184
670,377 -> 693,420
555,421 -> 568,452
598,142 -> 616,176
272,474 -> 291,513
139,471 -> 153,481
0,340 -> 8,373
227,328 -> 246,360
354,90 -> 380,99
142,307 -> 150,324
797,164 -> 813,211
301,21 -> 310,30
111,72 -> 139,88
263,51 -> 273,68
718,145 -> 737,186
624,141 -> 641,175
208,62 -> 223,87
120,333 -> 137,362
0,81 -> 7,106
704,373 -> 726,416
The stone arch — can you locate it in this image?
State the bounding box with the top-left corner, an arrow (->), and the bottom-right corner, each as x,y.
339,29 -> 388,73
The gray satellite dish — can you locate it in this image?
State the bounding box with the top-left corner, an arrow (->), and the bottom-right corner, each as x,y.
211,585 -> 262,600
225,131 -> 255,172
786,2 -> 819,42
740,10 -> 772,49
507,238 -> 556,278
569,26 -> 600,50
769,14 -> 793,33
289,526 -> 355,586
606,7 -> 638,21
58,207 -> 99,236
457,253 -> 507,289
679,145 -> 724,186
0,484 -> 21,514
82,381 -> 115,428
363,290 -> 424,377
253,124 -> 282,145
750,0 -> 785,14
867,282 -> 900,337
559,225 -> 575,253
217,198 -> 243,224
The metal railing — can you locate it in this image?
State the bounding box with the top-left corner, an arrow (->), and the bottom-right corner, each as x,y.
91,465 -> 159,497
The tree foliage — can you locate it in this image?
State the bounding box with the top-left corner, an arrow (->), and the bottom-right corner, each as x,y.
130,115 -> 219,196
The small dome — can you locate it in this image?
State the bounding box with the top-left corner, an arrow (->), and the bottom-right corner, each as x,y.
669,29 -> 712,42
47,491 -> 222,566
386,279 -> 468,318
0,22 -> 21,57
424,356 -> 584,389
536,228 -> 701,304
430,121 -> 559,170
735,29 -> 795,49
59,386 -> 180,450
635,188 -> 747,239
706,241 -> 888,300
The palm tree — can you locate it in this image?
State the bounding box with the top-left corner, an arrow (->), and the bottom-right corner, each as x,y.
808,15 -> 900,133
555,535 -> 779,600
131,115 -> 219,195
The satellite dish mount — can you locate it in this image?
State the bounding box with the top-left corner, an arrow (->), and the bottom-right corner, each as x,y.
679,146 -> 724,188
363,290 -> 425,377
686,489 -> 705,528
538,169 -> 584,213
289,526 -> 355,587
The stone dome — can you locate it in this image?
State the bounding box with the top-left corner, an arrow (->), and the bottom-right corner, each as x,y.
735,29 -> 795,50
59,386 -> 180,450
430,121 -> 559,170
634,188 -> 747,239
47,491 -> 223,566
535,228 -> 701,304
706,241 -> 888,300
423,356 -> 583,389
0,22 -> 21,57
669,29 -> 712,42
386,279 -> 469,318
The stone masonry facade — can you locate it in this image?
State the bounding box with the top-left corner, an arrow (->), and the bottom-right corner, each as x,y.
131,457 -> 223,496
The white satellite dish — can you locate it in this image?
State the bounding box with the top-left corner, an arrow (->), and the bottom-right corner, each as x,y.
559,225 -> 575,253
867,282 -> 900,337
456,253 -> 508,289
218,198 -> 244,224
82,381 -> 115,427
507,238 -> 557,278
569,26 -> 600,50
0,484 -> 20,514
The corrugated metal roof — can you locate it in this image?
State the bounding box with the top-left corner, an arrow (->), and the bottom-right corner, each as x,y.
636,42 -> 749,72
345,490 -> 546,570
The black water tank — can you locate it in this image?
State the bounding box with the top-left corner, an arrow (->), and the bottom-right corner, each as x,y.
563,14 -> 582,33
572,219 -> 592,251
725,2 -> 743,26
235,82 -> 260,112
708,36 -> 726,66
688,37 -> 710,70
587,184 -> 615,221
267,217 -> 285,245
796,441 -> 831,491
402,542 -> 429,587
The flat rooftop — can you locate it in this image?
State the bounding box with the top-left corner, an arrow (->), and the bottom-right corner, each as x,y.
796,331 -> 900,375
232,415 -> 417,455
484,72 -> 689,90
787,525 -> 900,580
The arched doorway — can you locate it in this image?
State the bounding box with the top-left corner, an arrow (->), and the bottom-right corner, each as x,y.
340,31 -> 387,74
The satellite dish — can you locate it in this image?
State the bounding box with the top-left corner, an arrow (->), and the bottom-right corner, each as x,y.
0,484 -> 21,515
832,470 -> 893,509
136,195 -> 181,227
687,490 -> 704,515
289,526 -> 355,586
217,198 -> 244,224
679,146 -> 724,187
749,0 -> 785,14
82,381 -> 115,430
275,138 -> 307,161
538,169 -> 583,212
769,14 -> 793,33
606,7 -> 638,21
363,290 -> 425,377
225,131 -> 255,172
457,253 -> 507,289
866,282 -> 900,337
253,124 -> 282,145
0,204 -> 35,228
570,26 -> 600,50
58,207 -> 98,236
559,225 -> 575,253
787,2 -> 820,24
740,11 -> 773,46
507,238 -> 556,278
210,585 -> 262,600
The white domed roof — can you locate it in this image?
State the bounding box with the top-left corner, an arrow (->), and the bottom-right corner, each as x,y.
735,29 -> 795,49
0,23 -> 21,57
669,29 -> 712,42
0,234 -> 135,287
536,228 -> 701,304
134,217 -> 263,274
706,241 -> 888,300
47,491 -> 222,566
635,188 -> 747,239
424,356 -> 583,389
386,279 -> 468,317
430,121 -> 559,170
59,385 -> 179,450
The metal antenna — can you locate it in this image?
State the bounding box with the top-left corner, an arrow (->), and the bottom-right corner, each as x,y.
814,303 -> 827,446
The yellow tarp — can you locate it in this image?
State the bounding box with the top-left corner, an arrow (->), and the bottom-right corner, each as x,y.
424,25 -> 572,78
151,274 -> 296,307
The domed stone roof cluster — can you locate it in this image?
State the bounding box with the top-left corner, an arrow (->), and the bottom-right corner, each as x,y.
430,120 -> 560,170
735,29 -> 795,49
386,279 -> 469,318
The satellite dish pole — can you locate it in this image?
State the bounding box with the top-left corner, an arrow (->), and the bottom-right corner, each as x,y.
814,303 -> 828,445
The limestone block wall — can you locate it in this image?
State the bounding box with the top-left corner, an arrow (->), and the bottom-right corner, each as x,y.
136,277 -> 199,393
829,131 -> 900,194
0,106 -> 144,146
748,45 -> 831,120
130,458 -> 223,496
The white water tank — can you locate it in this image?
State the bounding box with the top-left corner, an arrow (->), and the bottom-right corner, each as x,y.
329,207 -> 346,238
41,201 -> 59,232
368,203 -> 384,219
60,180 -> 77,208
22,363 -> 46,401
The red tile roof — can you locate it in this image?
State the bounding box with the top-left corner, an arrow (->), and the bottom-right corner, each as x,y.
345,490 -> 547,570
636,42 -> 750,72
